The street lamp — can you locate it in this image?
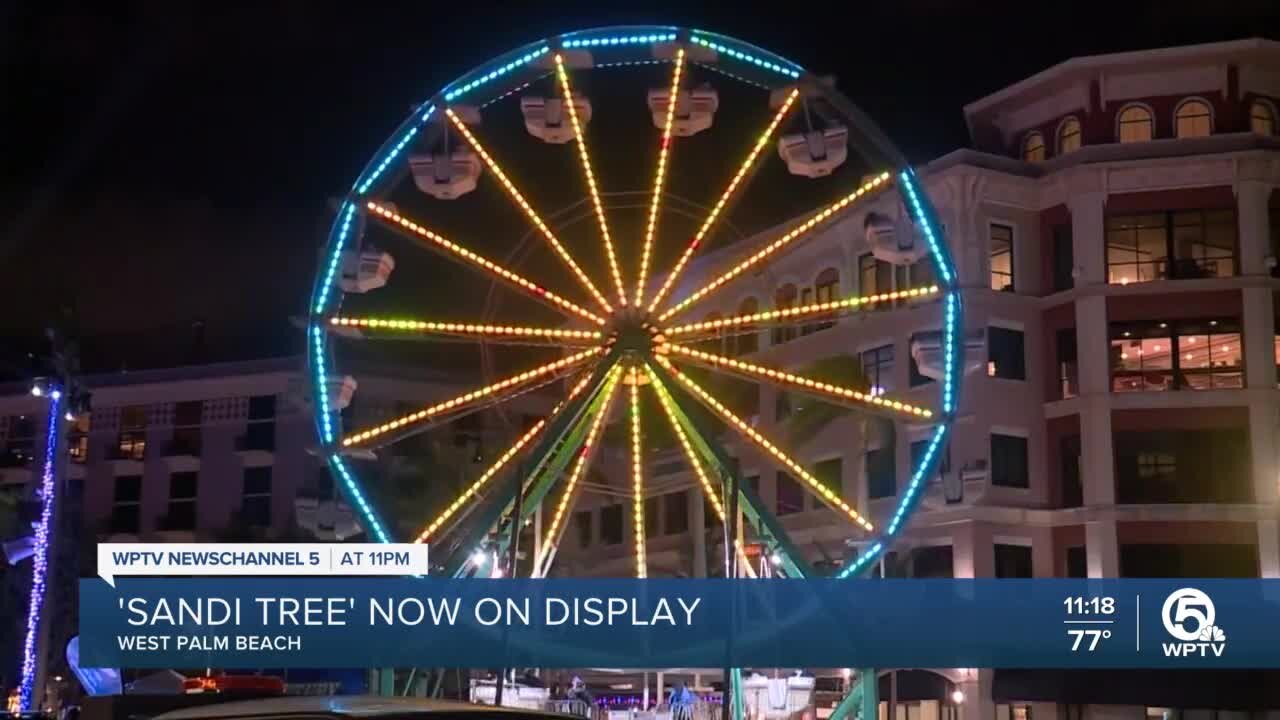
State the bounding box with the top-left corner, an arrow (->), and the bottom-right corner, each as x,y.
951,690 -> 965,705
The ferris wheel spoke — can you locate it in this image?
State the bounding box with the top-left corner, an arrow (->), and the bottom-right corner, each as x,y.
326,315 -> 603,346
414,372 -> 596,544
341,347 -> 602,449
646,88 -> 800,314
554,54 -> 627,308
658,172 -> 893,322
664,344 -> 934,420
646,366 -> 757,577
365,201 -> 606,326
664,285 -> 941,341
444,108 -> 614,314
654,355 -> 875,533
627,367 -> 649,578
533,366 -> 624,577
634,48 -> 686,307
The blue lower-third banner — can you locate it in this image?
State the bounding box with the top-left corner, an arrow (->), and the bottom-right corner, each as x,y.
79,578 -> 1280,668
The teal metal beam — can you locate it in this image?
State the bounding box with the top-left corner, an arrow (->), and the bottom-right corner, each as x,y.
441,355 -> 618,577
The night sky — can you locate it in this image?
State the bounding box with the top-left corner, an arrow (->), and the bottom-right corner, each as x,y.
1,2 -> 1277,375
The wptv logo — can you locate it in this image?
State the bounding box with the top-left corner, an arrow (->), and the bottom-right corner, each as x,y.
1161,588 -> 1226,658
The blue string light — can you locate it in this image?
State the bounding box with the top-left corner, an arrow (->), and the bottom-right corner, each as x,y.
356,107 -> 431,195
562,33 -> 676,48
313,203 -> 356,315
689,34 -> 801,78
19,389 -> 62,712
443,47 -> 548,102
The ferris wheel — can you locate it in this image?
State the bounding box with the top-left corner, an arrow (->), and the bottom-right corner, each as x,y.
306,25 -> 962,585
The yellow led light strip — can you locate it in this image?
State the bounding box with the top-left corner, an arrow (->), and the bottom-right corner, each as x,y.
628,367 -> 648,578
555,55 -> 627,308
667,344 -> 933,419
659,171 -> 892,322
635,48 -> 686,307
646,88 -> 800,314
664,286 -> 941,337
414,373 -> 594,543
533,366 -> 623,574
445,108 -> 613,314
367,202 -> 606,326
342,347 -> 602,448
656,355 -> 875,532
646,366 -> 757,578
329,316 -> 602,342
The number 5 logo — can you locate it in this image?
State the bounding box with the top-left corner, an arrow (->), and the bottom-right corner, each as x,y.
1161,588 -> 1215,642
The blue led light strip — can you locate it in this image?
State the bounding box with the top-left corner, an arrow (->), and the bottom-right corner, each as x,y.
444,47 -> 549,102
19,390 -> 61,712
314,203 -> 356,315
356,106 -> 432,195
562,33 -> 676,48
690,34 -> 801,78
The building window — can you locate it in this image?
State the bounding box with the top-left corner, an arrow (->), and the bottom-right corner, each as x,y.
771,283 -> 798,345
774,391 -> 792,422
644,496 -> 659,538
164,472 -> 198,531
866,446 -> 896,499
732,297 -> 759,356
1051,224 -> 1074,291
67,413 -> 90,464
812,457 -> 843,508
1021,131 -> 1046,162
1117,104 -> 1154,143
989,223 -> 1014,291
991,433 -> 1029,489
987,326 -> 1026,380
242,466 -> 272,527
663,491 -> 688,535
1116,428 -> 1251,504
775,472 -> 804,515
1105,210 -> 1236,284
813,268 -> 839,332
111,475 -> 142,534
242,394 -> 277,452
1058,117 -> 1082,154
1056,328 -> 1079,400
1109,319 -> 1242,392
116,406 -> 147,461
600,504 -> 623,545
994,543 -> 1033,578
1174,98 -> 1212,138
1136,452 -> 1176,480
861,344 -> 894,395
1251,100 -> 1276,136
574,510 -> 592,548
2,415 -> 36,469
699,311 -> 724,353
909,438 -> 950,487
859,253 -> 892,297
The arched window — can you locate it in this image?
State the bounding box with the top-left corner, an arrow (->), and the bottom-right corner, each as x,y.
1058,117 -> 1082,154
1021,131 -> 1046,162
1117,104 -> 1153,143
1175,98 -> 1212,138
1251,100 -> 1276,136
771,284 -> 798,346
813,267 -> 840,332
733,297 -> 759,356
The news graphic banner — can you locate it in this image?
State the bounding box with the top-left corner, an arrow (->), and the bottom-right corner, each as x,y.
80,578 -> 1280,669
96,543 -> 430,586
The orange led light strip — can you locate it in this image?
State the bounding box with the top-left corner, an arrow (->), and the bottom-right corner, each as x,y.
415,374 -> 594,543
656,356 -> 875,532
646,366 -> 757,578
666,344 -> 933,419
555,55 -> 627,308
367,202 -> 605,325
445,108 -> 613,314
647,88 -> 800,314
664,286 -> 941,337
628,367 -> 648,578
534,366 -> 622,574
659,171 -> 892,322
635,48 -> 686,307
329,316 -> 602,342
342,347 -> 602,448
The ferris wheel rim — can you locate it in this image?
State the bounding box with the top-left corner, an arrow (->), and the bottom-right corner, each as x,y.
305,24 -> 964,577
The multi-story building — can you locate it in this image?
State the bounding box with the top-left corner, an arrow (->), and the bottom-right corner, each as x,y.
554,37 -> 1280,718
